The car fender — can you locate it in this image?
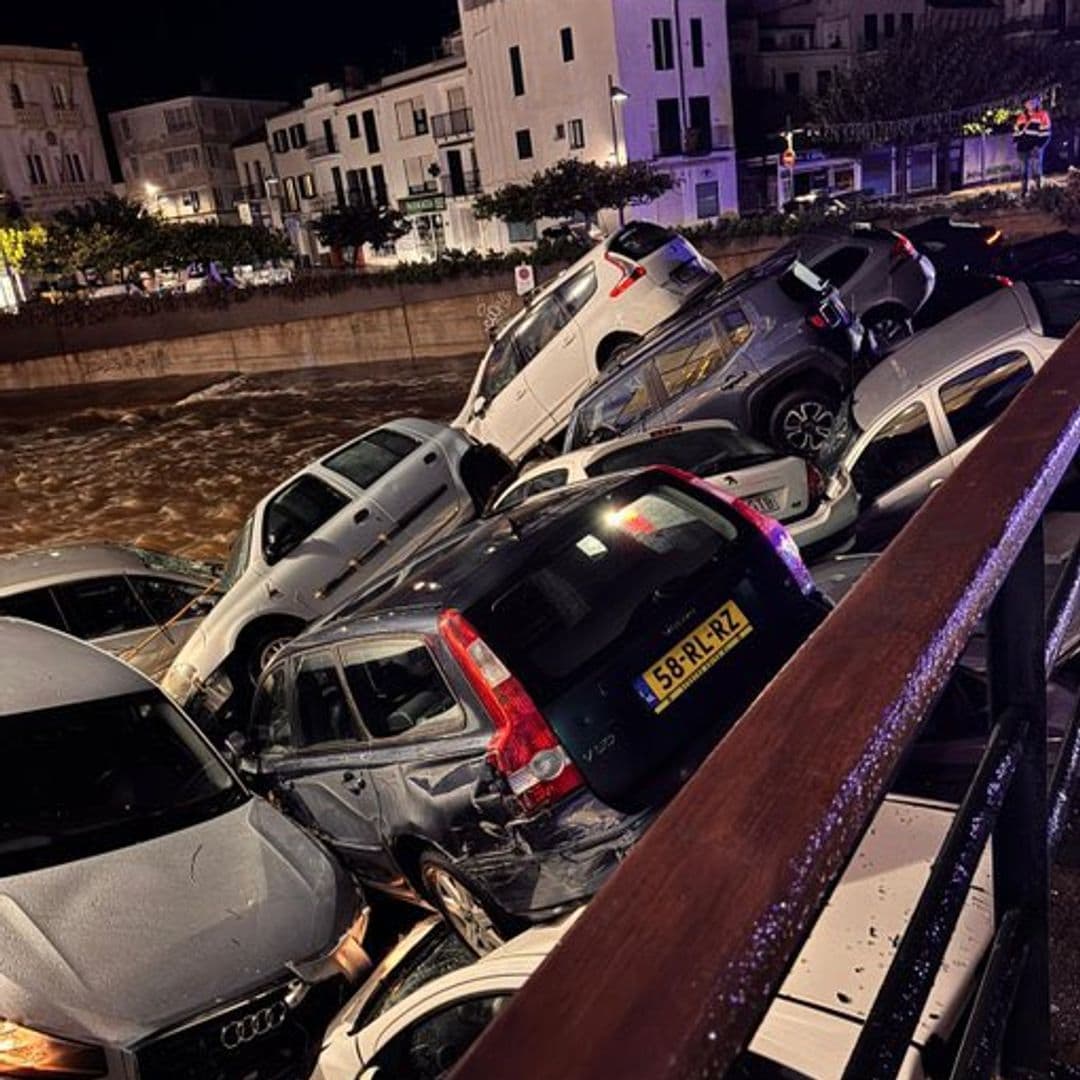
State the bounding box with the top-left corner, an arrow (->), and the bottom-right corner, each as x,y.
744,350 -> 852,429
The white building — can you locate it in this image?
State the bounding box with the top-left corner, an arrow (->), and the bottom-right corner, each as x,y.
109,95 -> 285,223
462,0 -> 738,241
0,45 -> 111,218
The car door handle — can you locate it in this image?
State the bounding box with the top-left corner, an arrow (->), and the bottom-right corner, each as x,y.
342,770 -> 366,794
513,387 -> 529,401
560,333 -> 578,348
423,451 -> 437,465
929,477 -> 946,490
353,507 -> 369,523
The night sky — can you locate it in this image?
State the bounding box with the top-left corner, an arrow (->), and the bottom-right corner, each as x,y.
6,0 -> 461,112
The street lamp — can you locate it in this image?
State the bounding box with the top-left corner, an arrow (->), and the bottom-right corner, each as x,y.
608,75 -> 630,223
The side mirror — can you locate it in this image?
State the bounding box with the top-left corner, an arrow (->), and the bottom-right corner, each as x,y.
472,395 -> 488,419
189,594 -> 219,617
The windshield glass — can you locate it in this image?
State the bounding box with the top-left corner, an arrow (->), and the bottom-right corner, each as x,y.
220,514 -> 255,591
131,547 -> 220,582
1027,280 -> 1080,339
0,690 -> 246,875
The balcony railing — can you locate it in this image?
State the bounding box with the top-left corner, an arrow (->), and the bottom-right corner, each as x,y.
432,107 -> 475,140
443,170 -> 482,197
236,184 -> 268,202
306,136 -> 339,158
407,180 -> 440,196
12,102 -> 46,128
651,122 -> 733,158
52,104 -> 85,126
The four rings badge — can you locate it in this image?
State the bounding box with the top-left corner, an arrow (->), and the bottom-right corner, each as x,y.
220,1002 -> 288,1049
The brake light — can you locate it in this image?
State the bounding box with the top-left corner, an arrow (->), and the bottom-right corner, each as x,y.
891,233 -> 917,260
805,461 -> 825,507
651,465 -> 817,596
994,274 -> 1014,288
438,610 -> 584,812
605,252 -> 647,298
986,229 -> 1003,246
808,312 -> 828,330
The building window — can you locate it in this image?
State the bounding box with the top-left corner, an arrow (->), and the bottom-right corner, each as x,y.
784,71 -> 801,96
652,18 -> 675,70
10,83 -> 24,109
901,12 -> 915,34
690,18 -> 705,67
555,122 -> 566,140
164,106 -> 195,133
395,97 -> 429,139
299,173 -> 316,199
696,181 -> 720,219
515,129 -> 533,159
509,45 -> 526,96
272,129 -> 289,153
64,152 -> 86,182
656,98 -> 682,156
362,109 -> 380,154
26,154 -> 47,185
817,69 -> 833,95
128,155 -> 140,177
283,176 -> 300,212
165,147 -> 200,173
568,118 -> 585,149
560,26 -> 575,62
288,123 -> 307,149
51,84 -> 68,108
206,144 -> 223,167
372,164 -> 388,205
687,97 -> 712,151
884,12 -> 896,37
347,113 -> 360,140
119,117 -> 132,140
864,13 -> 878,49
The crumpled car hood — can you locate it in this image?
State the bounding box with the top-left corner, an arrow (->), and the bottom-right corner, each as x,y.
0,799 -> 351,1047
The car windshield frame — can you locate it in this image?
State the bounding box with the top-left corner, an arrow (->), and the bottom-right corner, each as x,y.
0,689 -> 248,875
220,514 -> 255,590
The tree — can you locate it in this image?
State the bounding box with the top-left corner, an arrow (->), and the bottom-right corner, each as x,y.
31,195 -> 157,279
314,203 -> 412,264
0,221 -> 47,273
474,159 -> 675,224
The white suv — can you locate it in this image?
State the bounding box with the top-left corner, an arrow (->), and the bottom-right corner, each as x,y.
455,223 -> 718,461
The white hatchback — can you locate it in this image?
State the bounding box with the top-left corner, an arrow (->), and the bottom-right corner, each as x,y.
491,420 -> 857,559
455,223 -> 718,462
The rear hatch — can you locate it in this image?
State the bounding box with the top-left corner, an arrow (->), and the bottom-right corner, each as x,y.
583,426 -> 811,524
466,474 -> 825,810
608,222 -> 717,298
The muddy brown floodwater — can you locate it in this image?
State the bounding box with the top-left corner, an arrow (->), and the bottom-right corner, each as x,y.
0,357 -> 478,560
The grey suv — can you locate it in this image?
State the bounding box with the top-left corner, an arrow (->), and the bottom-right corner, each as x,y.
564,252 -> 864,457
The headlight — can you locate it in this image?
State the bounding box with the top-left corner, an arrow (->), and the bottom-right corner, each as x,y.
162,662 -> 199,705
289,905 -> 372,984
0,1019 -> 107,1078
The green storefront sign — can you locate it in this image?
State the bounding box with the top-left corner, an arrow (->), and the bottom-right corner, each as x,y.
401,194 -> 447,216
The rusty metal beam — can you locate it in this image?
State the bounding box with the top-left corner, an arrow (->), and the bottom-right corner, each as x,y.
451,329 -> 1080,1080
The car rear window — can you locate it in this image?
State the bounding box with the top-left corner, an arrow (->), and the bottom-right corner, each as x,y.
468,483 -> 744,705
607,222 -> 673,260
587,429 -> 777,478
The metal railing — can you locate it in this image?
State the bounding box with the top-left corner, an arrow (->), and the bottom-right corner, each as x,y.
51,104 -> 84,126
453,330 -> 1080,1079
443,170 -> 482,197
12,101 -> 46,127
306,136 -> 339,159
407,180 -> 440,196
432,107 -> 474,140
651,122 -> 733,158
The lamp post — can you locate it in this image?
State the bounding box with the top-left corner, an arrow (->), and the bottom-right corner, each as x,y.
608,75 -> 630,224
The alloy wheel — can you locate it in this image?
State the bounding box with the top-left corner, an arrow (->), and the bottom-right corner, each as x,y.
424,866 -> 505,955
780,401 -> 836,455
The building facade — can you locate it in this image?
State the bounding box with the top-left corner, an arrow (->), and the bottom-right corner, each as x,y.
0,45 -> 111,217
109,95 -> 285,223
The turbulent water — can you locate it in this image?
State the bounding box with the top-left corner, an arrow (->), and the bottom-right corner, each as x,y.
0,358 -> 478,561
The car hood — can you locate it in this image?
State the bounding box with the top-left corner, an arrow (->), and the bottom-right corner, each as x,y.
0,799 -> 352,1047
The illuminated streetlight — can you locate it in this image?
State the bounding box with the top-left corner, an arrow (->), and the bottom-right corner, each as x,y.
608,75 -> 631,223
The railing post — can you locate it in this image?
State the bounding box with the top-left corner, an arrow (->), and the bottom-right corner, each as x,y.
989,520 -> 1050,1079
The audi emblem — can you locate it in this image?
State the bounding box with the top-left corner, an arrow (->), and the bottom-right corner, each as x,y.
220,1001 -> 288,1049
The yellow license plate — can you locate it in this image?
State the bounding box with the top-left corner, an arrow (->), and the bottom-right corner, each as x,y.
634,600 -> 753,714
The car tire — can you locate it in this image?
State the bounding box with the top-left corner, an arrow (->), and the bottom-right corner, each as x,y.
768,387 -> 840,458
419,850 -> 523,956
241,626 -> 298,688
864,308 -> 913,350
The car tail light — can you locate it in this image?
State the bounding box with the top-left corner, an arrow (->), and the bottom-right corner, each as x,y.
651,466 -> 817,597
986,229 -> 1003,246
805,461 -> 825,508
604,252 -> 647,298
891,232 -> 917,260
993,274 -> 1014,288
808,311 -> 828,330
438,610 -> 584,812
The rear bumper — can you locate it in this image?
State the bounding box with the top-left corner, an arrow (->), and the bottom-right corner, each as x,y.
787,471 -> 859,559
460,793 -> 655,922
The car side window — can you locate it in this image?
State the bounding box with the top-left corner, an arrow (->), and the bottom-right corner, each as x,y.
262,474 -> 350,564
250,665 -> 293,751
811,245 -> 869,287
55,577 -> 148,639
513,295 -> 571,367
479,333 -> 522,403
322,428 -> 421,490
130,577 -> 206,624
939,350 -> 1034,446
573,367 -> 657,446
0,587 -> 67,632
652,308 -> 751,400
555,265 -> 598,317
851,401 -> 940,502
341,640 -> 461,740
292,652 -> 360,748
497,468 -> 570,512
369,995 -> 510,1079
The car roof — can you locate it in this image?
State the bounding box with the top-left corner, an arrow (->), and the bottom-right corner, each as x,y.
0,618 -> 150,715
852,286 -> 1033,427
0,542 -> 184,595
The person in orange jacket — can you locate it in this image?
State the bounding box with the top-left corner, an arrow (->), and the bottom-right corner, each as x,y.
1014,95 -> 1052,196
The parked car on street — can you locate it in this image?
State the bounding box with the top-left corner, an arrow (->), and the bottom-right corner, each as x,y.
824,281 -> 1080,548
997,229 -> 1080,283
455,222 -> 718,461
776,222 -> 936,346
491,419 -> 857,558
226,467 -> 830,952
563,251 -> 865,457
0,543 -> 220,680
0,618 -> 370,1080
903,216 -> 1004,275
311,795 -> 991,1080
162,419 -> 513,738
